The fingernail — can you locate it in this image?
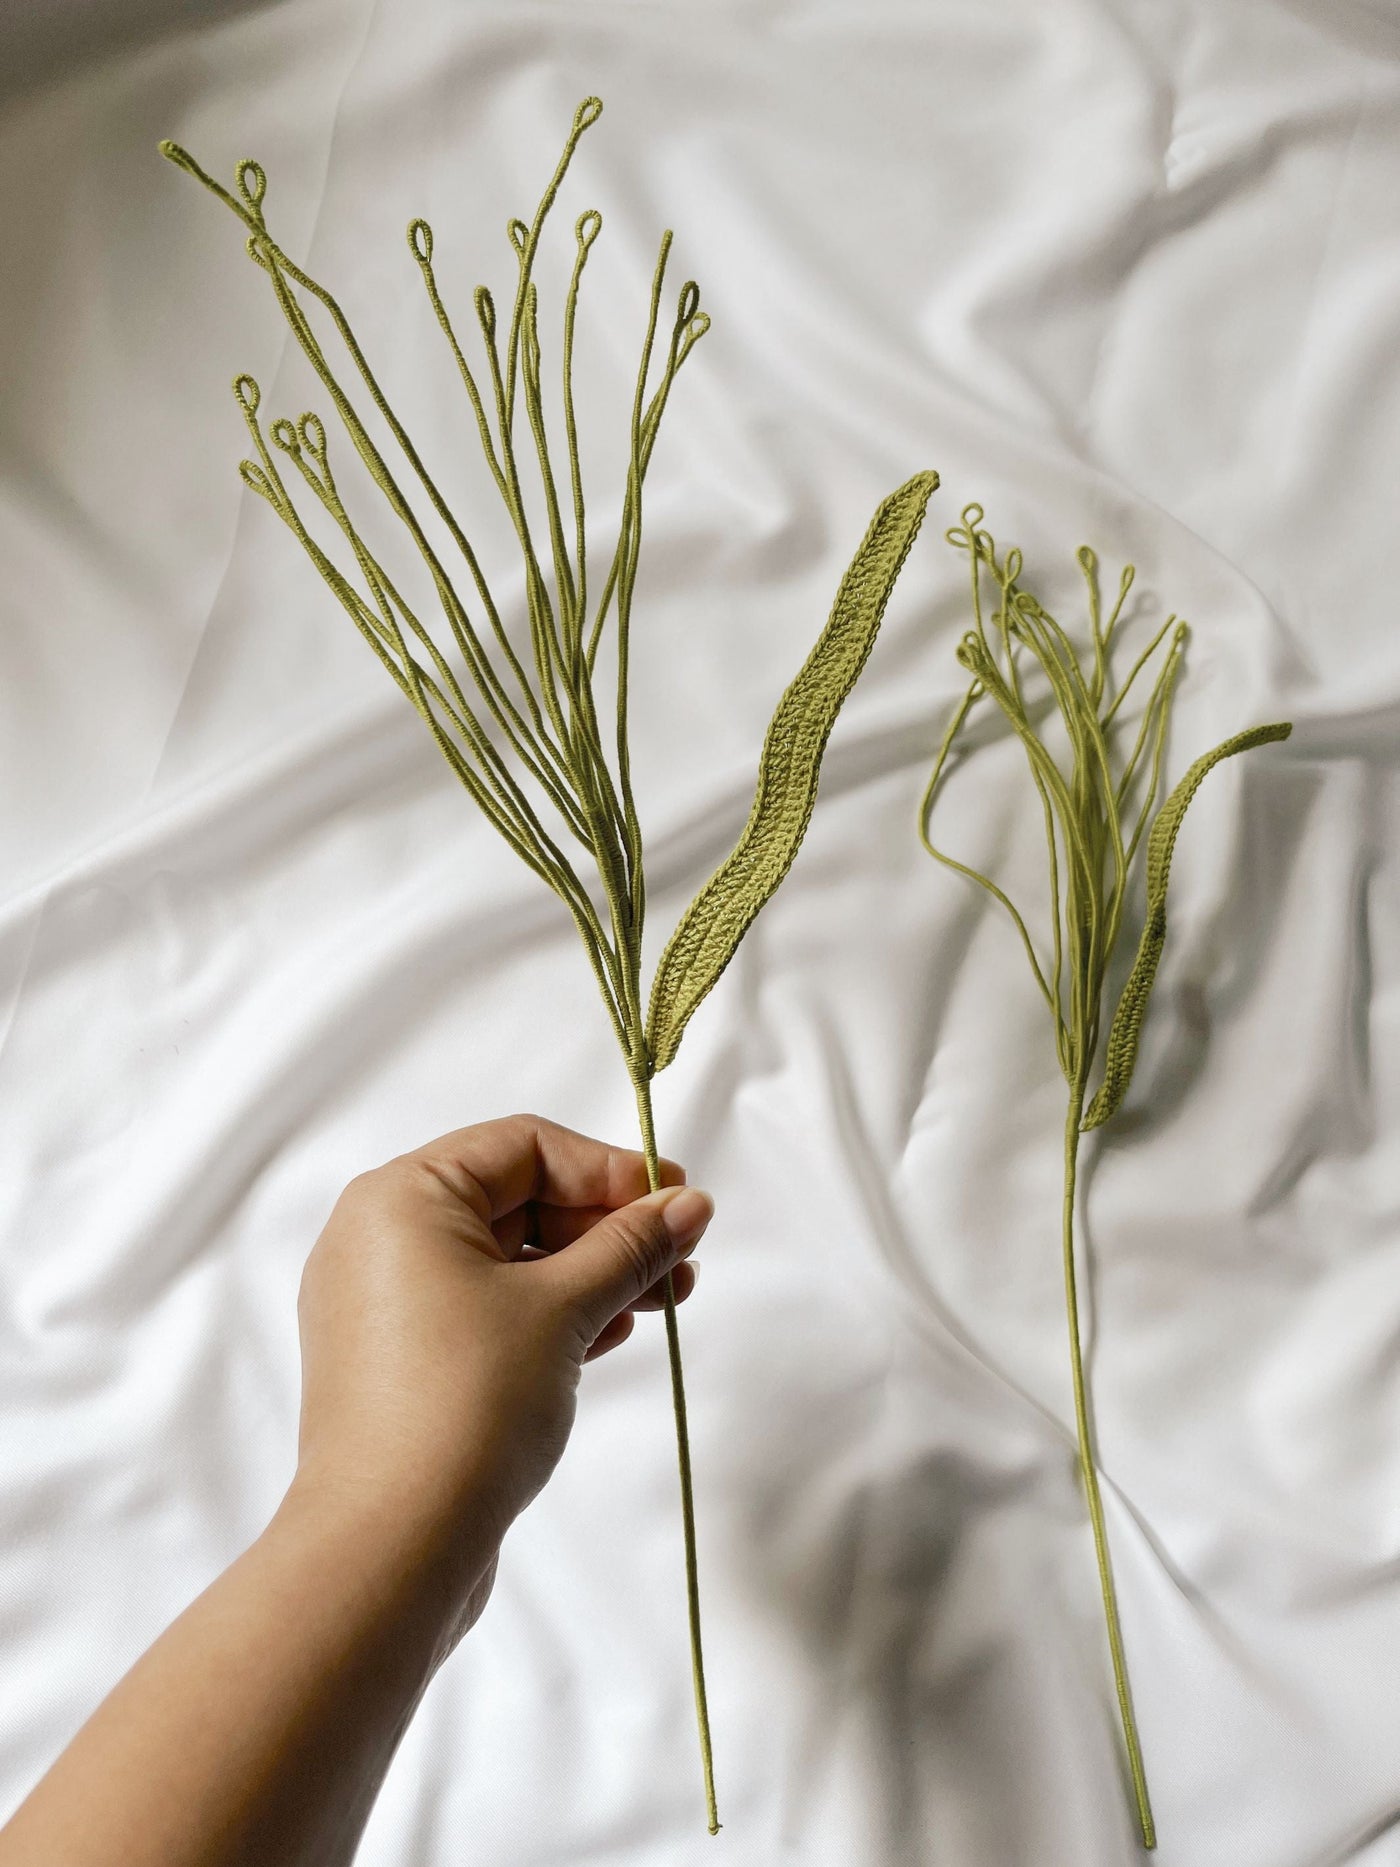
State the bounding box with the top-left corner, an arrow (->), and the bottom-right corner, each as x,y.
661,1186 -> 713,1250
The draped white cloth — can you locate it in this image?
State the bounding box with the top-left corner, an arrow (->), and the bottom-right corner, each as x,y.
1,2 -> 1397,1861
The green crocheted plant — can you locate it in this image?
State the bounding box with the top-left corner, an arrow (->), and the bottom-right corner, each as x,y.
920,504 -> 1290,1850
162,97 -> 936,1832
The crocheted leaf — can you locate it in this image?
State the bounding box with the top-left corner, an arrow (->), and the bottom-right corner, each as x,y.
1082,718 -> 1292,1130
644,470 -> 937,1073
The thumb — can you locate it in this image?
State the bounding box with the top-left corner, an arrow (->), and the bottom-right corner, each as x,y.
547,1184 -> 713,1339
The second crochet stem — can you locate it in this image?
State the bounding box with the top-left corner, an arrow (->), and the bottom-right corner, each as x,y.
632,1070 -> 719,1835
1062,1076 -> 1155,1850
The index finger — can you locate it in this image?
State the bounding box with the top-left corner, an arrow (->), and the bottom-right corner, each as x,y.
399,1112 -> 685,1221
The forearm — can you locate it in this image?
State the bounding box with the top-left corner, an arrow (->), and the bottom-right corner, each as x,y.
0,1480 -> 499,1867
0,1118 -> 706,1866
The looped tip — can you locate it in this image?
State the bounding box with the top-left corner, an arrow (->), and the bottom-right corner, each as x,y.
475,285 -> 496,340
298,411 -> 327,460
158,138 -> 198,176
1003,546 -> 1023,586
676,280 -> 701,325
1172,617 -> 1190,645
235,158 -> 267,216
960,502 -> 985,529
408,218 -> 434,265
270,416 -> 300,454
246,233 -> 273,273
232,373 -> 261,416
573,96 -> 604,135
684,310 -> 711,345
1118,563 -> 1136,594
507,217 -> 528,256
955,631 -> 991,675
575,208 -> 602,252
1076,544 -> 1098,573
238,459 -> 278,504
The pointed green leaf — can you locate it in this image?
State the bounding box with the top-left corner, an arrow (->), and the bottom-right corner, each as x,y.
645,469 -> 938,1072
1082,719 -> 1292,1130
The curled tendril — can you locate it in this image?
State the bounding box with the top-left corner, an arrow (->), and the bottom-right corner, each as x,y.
408,218 -> 434,265
575,209 -> 602,252
238,458 -> 278,505
298,411 -> 327,461
955,631 -> 993,677
944,503 -> 999,566
235,158 -> 267,218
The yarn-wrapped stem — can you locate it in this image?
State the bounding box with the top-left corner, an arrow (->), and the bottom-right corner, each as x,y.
632,1069 -> 719,1834
1061,1075 -> 1155,1849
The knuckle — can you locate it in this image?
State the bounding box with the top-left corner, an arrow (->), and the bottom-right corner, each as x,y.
612,1209 -> 672,1291
357,1154 -> 440,1207
339,1164 -> 389,1206
322,1162 -> 402,1249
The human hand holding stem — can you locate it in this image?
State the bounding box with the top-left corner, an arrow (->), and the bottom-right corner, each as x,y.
163,96 -> 937,1831
922,507 -> 1290,1849
0,1116 -> 712,1867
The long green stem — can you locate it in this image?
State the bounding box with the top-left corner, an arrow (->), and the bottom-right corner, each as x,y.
1062,1076 -> 1155,1850
925,512 -> 1286,1850
166,102 -> 732,1834
632,1069 -> 719,1835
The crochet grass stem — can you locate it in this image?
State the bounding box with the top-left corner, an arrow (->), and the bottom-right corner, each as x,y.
164,97 -> 936,1835
922,505 -> 1290,1850
1062,1073 -> 1155,1851
631,1067 -> 719,1834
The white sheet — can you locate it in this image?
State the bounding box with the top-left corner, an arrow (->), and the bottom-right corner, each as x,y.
2,2 -> 1398,1862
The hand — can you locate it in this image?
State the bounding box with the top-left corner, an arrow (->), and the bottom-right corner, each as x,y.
0,1115 -> 713,1867
289,1113 -> 712,1620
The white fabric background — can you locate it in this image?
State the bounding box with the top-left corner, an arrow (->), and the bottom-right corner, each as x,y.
1,2 -> 1397,1861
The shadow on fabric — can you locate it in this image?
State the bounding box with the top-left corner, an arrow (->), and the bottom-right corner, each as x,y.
0,0 -> 283,108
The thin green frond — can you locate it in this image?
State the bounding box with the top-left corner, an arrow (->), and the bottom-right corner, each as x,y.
920,504 -> 1292,1850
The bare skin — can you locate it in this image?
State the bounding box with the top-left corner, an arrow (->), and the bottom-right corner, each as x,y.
0,1114 -> 712,1867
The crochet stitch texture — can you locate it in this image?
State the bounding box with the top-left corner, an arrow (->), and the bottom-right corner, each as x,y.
163,97 -> 936,1833
920,505 -> 1290,1850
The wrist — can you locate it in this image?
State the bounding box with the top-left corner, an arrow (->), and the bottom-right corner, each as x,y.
270,1464 -> 505,1665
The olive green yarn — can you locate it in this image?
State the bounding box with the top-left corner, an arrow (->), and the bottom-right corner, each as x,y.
920,505 -> 1291,1850
163,98 -> 935,1836
1083,721 -> 1290,1130
647,469 -> 937,1071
